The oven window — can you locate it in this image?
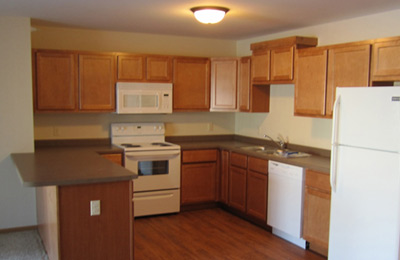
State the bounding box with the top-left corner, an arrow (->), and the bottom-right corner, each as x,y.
138,160 -> 169,176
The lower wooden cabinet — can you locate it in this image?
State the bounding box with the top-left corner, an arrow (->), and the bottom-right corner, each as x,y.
302,169 -> 331,257
219,150 -> 230,204
181,149 -> 218,205
228,165 -> 247,212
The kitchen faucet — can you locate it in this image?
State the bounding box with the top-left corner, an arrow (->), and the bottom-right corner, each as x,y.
264,134 -> 288,150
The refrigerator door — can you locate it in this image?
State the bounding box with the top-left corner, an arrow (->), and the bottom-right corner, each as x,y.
335,87 -> 400,152
328,145 -> 400,260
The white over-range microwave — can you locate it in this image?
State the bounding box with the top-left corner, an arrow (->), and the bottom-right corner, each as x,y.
116,82 -> 173,114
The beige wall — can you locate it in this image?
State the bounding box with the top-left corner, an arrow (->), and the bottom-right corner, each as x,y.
0,17 -> 36,229
235,9 -> 400,150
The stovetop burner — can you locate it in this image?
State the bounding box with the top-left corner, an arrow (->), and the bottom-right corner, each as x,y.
120,143 -> 142,148
151,142 -> 171,147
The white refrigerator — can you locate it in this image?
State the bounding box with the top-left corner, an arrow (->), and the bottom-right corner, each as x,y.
329,86 -> 400,259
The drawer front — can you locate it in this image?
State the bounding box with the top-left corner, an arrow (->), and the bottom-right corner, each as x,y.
230,152 -> 247,169
248,157 -> 268,174
182,149 -> 218,163
305,169 -> 331,192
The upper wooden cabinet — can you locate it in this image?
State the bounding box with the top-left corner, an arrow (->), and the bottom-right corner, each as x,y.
117,54 -> 172,82
210,58 -> 238,112
33,49 -> 116,112
294,48 -> 328,117
173,57 -> 211,111
33,50 -> 78,111
295,42 -> 371,118
371,37 -> 400,82
238,57 -> 251,112
250,36 -> 318,85
79,54 -> 116,111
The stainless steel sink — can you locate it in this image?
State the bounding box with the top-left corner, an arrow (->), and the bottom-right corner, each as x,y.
240,146 -> 277,154
240,146 -> 310,157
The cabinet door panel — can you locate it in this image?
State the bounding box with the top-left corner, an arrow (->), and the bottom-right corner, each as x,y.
219,150 -> 229,204
251,50 -> 270,84
326,44 -> 370,116
181,163 -> 217,205
238,57 -> 251,112
35,51 -> 78,111
294,48 -> 328,116
173,57 -> 210,111
79,54 -> 116,111
246,170 -> 268,221
146,56 -> 172,82
270,46 -> 294,81
228,166 -> 247,212
210,58 -> 238,111
371,39 -> 400,81
117,55 -> 145,81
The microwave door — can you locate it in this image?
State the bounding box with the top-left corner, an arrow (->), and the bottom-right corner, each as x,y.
117,91 -> 161,114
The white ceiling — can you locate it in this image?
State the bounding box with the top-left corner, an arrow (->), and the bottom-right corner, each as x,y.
1,0 -> 400,40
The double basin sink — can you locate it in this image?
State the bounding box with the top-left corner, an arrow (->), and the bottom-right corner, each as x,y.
239,145 -> 310,158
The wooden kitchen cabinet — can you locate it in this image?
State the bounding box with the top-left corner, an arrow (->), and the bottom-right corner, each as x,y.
210,58 -> 238,111
371,36 -> 400,82
303,169 -> 331,257
250,36 -> 318,85
238,57 -> 251,112
219,150 -> 230,204
33,50 -> 78,111
325,44 -> 371,116
246,157 -> 268,221
181,149 -> 218,205
117,54 -> 172,82
79,53 -> 116,111
228,152 -> 247,212
173,57 -> 211,111
295,48 -> 328,117
100,153 -> 123,166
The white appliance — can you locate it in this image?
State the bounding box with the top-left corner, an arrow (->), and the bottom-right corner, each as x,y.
116,82 -> 173,114
329,87 -> 400,259
267,160 -> 307,248
111,123 -> 181,217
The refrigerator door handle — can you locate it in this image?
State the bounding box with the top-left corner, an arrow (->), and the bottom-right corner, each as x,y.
330,95 -> 341,193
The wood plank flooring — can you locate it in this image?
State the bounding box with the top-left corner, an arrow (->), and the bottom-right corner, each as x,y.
134,208 -> 327,260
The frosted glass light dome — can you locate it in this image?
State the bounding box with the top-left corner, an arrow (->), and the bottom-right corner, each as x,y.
190,6 -> 229,24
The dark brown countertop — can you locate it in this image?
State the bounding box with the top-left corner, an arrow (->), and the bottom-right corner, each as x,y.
174,139 -> 331,174
11,145 -> 137,187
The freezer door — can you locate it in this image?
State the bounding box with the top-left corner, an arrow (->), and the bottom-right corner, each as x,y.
328,145 -> 400,260
335,87 -> 400,152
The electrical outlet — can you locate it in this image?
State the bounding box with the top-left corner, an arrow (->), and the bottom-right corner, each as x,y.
90,200 -> 101,216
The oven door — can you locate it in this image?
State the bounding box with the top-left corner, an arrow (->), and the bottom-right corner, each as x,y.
125,149 -> 181,192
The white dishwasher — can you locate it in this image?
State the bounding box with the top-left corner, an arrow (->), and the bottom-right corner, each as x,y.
267,160 -> 307,248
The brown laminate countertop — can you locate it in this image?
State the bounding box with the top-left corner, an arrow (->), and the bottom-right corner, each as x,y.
11,145 -> 136,187
174,140 -> 331,174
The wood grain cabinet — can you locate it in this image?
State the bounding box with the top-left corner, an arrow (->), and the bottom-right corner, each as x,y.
371,36 -> 400,82
33,49 -> 116,112
246,157 -> 268,221
100,153 -> 123,166
181,149 -> 218,205
117,54 -> 172,82
173,57 -> 211,111
295,43 -> 371,118
210,58 -> 239,111
33,50 -> 78,111
219,150 -> 230,204
228,152 -> 247,212
302,169 -> 331,257
250,36 -> 318,85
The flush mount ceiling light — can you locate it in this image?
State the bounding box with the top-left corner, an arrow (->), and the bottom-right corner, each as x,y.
190,6 -> 230,24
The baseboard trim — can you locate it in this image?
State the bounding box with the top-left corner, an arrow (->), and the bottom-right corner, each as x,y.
0,225 -> 38,234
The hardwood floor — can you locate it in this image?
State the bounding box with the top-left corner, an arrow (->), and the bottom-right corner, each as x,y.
134,208 -> 326,260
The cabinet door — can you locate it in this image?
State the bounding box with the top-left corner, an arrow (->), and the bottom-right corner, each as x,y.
294,48 -> 328,117
210,58 -> 238,111
228,166 -> 247,212
173,57 -> 210,111
146,56 -> 172,82
371,38 -> 400,81
270,46 -> 294,82
79,54 -> 116,111
326,44 -> 371,116
117,55 -> 145,81
251,50 -> 270,84
246,170 -> 268,221
34,51 -> 78,111
181,163 -> 217,205
238,57 -> 251,112
219,150 -> 230,204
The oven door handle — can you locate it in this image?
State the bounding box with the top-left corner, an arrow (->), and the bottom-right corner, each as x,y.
125,151 -> 180,161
